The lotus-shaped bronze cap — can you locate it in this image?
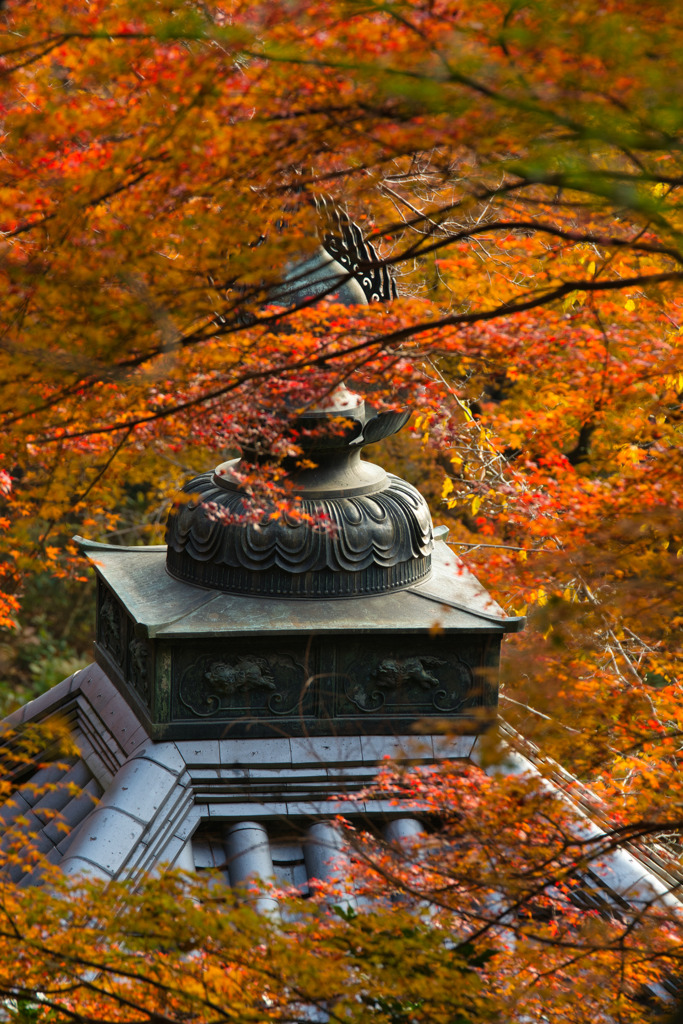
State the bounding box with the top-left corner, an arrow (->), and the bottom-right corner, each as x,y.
166,388 -> 433,598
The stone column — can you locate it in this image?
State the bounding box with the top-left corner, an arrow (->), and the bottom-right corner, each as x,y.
383,817 -> 424,844
383,817 -> 428,916
304,821 -> 356,912
223,821 -> 280,918
173,838 -> 196,874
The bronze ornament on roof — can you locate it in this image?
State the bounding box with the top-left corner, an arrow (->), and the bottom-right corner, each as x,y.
166,388 -> 433,598
73,207 -> 523,740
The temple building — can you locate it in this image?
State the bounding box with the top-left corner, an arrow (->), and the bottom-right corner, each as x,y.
2,382 -> 524,891
1,210 -> 679,927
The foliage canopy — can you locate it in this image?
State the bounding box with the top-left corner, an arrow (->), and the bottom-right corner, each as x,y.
0,0 -> 682,1019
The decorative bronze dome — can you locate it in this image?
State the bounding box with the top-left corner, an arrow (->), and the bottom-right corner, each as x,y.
165,388 -> 433,598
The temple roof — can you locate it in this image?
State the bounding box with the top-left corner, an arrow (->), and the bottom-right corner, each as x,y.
76,538 -> 524,639
1,664 -> 474,884
2,663 -> 680,922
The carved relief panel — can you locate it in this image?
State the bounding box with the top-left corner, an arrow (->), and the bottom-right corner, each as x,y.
97,581 -> 124,667
127,637 -> 152,708
171,643 -> 315,722
96,581 -> 153,713
94,573 -> 501,738
332,635 -> 498,725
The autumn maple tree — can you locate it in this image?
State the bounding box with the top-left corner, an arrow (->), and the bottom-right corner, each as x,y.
0,0 -> 682,1019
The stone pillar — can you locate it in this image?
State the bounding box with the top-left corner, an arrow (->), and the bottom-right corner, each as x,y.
223,821 -> 280,918
383,818 -> 427,916
383,818 -> 424,844
304,821 -> 356,912
173,838 -> 196,874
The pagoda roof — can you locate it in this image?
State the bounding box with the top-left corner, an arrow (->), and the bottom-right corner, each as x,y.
75,538 -> 524,639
